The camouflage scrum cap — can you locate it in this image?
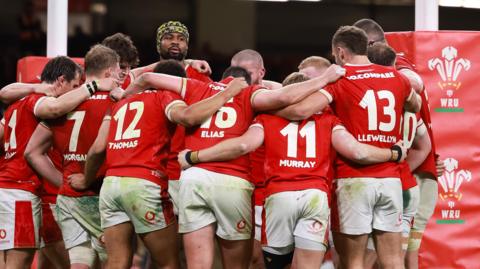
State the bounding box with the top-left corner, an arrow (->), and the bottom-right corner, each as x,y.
156,21 -> 189,51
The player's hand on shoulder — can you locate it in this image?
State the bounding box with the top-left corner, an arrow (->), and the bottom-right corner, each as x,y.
225,77 -> 248,96
178,149 -> 192,170
67,173 -> 88,191
322,64 -> 346,84
110,87 -> 125,102
96,77 -> 121,92
191,60 -> 212,75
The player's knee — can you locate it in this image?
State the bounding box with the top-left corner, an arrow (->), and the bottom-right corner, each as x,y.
68,241 -> 96,268
262,247 -> 293,269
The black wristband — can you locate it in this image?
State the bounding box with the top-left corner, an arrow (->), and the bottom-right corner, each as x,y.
91,80 -> 98,91
185,151 -> 195,165
86,83 -> 94,96
391,145 -> 402,162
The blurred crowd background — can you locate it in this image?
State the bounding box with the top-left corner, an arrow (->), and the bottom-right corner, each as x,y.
0,0 -> 479,86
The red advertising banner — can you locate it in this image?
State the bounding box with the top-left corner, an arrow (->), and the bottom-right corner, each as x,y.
386,31 -> 480,269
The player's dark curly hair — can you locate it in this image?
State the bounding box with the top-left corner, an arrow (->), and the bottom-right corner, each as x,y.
102,33 -> 140,68
153,59 -> 187,78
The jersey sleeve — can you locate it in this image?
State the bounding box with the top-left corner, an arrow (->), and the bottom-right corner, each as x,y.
250,114 -> 266,130
326,112 -> 345,132
319,84 -> 336,104
395,54 -> 416,71
249,85 -> 269,107
29,94 -> 47,117
181,78 -> 208,102
158,91 -> 186,121
398,72 -> 413,102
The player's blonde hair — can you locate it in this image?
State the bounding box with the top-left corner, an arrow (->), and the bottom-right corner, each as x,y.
282,72 -> 309,86
298,56 -> 331,70
85,45 -> 120,76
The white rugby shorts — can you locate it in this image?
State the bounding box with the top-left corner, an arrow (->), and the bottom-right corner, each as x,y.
100,176 -> 174,234
263,189 -> 329,253
0,188 -> 41,250
332,177 -> 403,235
178,167 -> 254,240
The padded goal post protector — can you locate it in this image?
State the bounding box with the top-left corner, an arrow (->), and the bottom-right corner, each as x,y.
386,31 -> 480,269
17,56 -> 85,83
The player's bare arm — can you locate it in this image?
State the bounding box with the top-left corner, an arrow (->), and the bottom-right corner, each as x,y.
24,124 -> 62,187
274,91 -> 330,121
404,89 -> 422,113
332,127 -> 407,164
131,59 -> 211,80
123,72 -> 183,98
69,117 -> 111,191
130,62 -> 158,79
262,79 -> 282,90
406,123 -> 431,171
178,126 -> 264,170
169,77 -> 248,127
0,83 -> 55,104
251,64 -> 345,111
399,68 -> 424,93
35,77 -> 119,119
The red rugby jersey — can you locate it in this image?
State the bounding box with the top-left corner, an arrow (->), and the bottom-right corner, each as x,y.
44,92 -> 114,197
250,146 -> 266,206
186,65 -> 213,83
105,90 -> 182,187
167,67 -> 210,180
321,63 -> 411,179
400,112 -> 423,190
122,63 -> 211,181
252,113 -> 341,198
395,53 -> 415,71
0,94 -> 45,194
180,77 -> 265,181
395,55 -> 437,179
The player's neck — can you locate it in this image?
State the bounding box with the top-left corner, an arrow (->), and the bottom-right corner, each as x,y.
159,57 -> 186,68
345,55 -> 371,65
85,75 -> 103,82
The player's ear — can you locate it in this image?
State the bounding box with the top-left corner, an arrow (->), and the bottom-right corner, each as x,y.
259,67 -> 266,80
104,68 -> 112,78
55,75 -> 65,87
338,47 -> 347,61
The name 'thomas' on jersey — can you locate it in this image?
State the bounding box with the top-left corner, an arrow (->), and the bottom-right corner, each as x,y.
180,77 -> 266,180
104,90 -> 183,186
320,63 -> 412,179
251,113 -> 342,198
